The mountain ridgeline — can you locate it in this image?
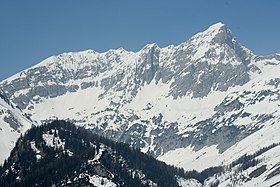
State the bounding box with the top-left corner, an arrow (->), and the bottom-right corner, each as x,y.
2,23 -> 253,109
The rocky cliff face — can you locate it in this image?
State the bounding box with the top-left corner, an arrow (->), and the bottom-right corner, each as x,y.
1,22 -> 280,174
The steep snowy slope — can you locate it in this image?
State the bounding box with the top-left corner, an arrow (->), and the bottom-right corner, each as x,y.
0,89 -> 34,164
158,54 -> 280,186
159,57 -> 280,168
1,22 -> 280,185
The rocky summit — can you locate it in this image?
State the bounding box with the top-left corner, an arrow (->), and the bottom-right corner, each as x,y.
1,22 -> 280,186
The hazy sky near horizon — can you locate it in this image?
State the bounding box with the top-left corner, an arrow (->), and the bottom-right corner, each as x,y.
1,0 -> 279,80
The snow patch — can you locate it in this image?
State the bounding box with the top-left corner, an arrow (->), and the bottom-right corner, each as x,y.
30,140 -> 42,160
177,176 -> 202,187
88,175 -> 117,187
42,130 -> 65,150
88,144 -> 105,164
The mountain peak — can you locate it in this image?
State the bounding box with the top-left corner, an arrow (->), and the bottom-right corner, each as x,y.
142,42 -> 159,50
182,22 -> 251,66
188,22 -> 233,46
202,22 -> 233,42
207,22 -> 226,32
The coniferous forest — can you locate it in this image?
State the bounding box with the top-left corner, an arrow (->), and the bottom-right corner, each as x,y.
0,120 -> 224,187
1,120 -> 276,187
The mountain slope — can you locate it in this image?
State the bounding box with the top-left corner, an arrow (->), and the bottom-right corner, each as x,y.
0,22 -> 280,181
159,53 -> 280,169
0,120 -> 213,187
2,120 -> 280,186
0,89 -> 34,164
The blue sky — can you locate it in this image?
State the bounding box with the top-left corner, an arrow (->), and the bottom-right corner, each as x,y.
0,0 -> 279,80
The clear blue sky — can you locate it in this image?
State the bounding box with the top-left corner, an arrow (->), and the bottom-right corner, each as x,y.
1,0 -> 279,81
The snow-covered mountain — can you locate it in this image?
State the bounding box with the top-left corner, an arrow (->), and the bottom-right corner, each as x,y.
1,22 -> 280,186
0,89 -> 34,164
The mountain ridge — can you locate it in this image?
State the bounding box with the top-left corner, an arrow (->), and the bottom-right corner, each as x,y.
1,22 -> 256,109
